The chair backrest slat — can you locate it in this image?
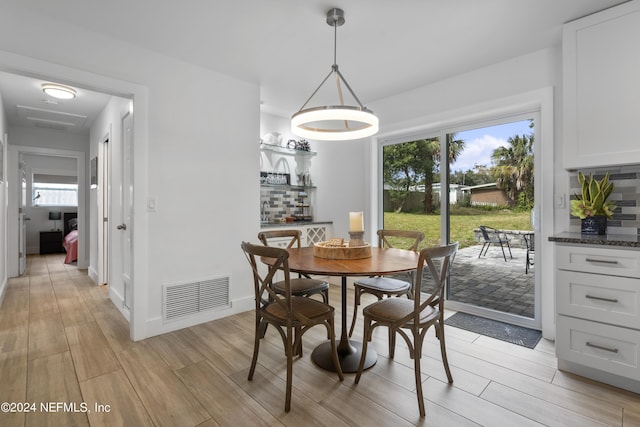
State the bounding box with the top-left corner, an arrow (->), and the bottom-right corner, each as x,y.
258,230 -> 302,249
410,242 -> 458,324
377,229 -> 424,252
241,241 -> 293,316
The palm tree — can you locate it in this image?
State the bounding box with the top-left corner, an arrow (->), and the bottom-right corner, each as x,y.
491,134 -> 534,208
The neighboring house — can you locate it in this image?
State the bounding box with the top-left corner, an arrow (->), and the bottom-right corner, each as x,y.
463,183 -> 513,207
383,183 -> 467,211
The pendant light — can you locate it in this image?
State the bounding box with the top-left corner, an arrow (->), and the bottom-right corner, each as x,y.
291,8 -> 378,141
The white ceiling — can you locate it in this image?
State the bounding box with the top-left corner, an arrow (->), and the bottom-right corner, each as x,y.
0,0 -> 629,132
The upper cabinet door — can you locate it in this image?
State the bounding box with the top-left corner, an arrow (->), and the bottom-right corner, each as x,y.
563,1 -> 640,169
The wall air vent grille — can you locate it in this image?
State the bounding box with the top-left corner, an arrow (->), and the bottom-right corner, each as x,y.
162,276 -> 230,322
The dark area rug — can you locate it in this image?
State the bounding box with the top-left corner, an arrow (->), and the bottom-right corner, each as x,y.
445,312 -> 542,349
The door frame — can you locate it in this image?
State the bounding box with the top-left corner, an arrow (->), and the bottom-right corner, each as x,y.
372,88 -> 555,338
7,146 -> 86,269
97,132 -> 110,286
0,50 -> 149,341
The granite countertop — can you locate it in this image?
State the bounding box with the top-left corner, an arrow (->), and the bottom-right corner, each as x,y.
260,220 -> 333,228
549,232 -> 640,248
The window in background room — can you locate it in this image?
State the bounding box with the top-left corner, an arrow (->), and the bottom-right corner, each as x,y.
32,174 -> 78,207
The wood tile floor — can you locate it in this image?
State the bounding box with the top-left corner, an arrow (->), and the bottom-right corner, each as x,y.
1,254 -> 639,426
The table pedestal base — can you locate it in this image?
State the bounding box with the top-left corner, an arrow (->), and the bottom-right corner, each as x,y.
311,340 -> 377,373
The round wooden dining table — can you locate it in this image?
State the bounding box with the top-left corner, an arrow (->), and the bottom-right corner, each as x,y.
285,246 -> 419,373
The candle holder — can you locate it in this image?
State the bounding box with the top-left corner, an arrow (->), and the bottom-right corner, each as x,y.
348,231 -> 365,247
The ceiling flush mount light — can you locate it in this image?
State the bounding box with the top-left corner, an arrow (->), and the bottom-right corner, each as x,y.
291,8 -> 378,141
42,83 -> 76,100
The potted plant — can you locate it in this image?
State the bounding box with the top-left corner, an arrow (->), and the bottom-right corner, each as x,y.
570,171 -> 616,235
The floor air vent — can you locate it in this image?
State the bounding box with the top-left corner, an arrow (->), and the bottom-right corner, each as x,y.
163,276 -> 230,322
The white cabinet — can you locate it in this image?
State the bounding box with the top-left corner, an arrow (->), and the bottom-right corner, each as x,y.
563,1 -> 640,169
555,244 -> 640,392
259,224 -> 333,247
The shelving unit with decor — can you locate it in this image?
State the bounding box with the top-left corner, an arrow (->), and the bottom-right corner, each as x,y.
260,142 -> 317,223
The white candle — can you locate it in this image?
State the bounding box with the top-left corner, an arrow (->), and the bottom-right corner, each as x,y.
349,212 -> 364,232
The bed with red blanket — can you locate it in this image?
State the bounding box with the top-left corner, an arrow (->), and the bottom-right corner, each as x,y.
62,229 -> 78,264
62,213 -> 78,264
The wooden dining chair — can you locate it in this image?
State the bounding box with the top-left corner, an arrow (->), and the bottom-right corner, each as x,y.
241,241 -> 343,412
258,230 -> 330,303
348,229 -> 424,337
354,242 -> 458,417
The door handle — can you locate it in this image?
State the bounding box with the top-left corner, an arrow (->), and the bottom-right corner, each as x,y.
116,224 -> 127,230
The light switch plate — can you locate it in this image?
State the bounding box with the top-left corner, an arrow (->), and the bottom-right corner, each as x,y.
147,197 -> 157,212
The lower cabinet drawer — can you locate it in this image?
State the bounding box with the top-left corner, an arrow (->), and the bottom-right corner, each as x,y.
556,270 -> 640,329
557,315 -> 640,380
556,245 -> 640,278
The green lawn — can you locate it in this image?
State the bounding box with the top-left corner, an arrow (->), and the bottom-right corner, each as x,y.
383,210 -> 532,250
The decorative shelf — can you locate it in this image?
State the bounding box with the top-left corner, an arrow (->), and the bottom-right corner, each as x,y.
260,143 -> 316,157
260,184 -> 316,190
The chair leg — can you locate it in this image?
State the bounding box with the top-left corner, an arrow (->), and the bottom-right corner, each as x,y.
295,326 -> 303,357
500,244 -> 507,261
248,320 -> 262,381
328,318 -> 344,381
348,287 -> 361,337
285,326 -> 293,412
414,331 -> 426,417
436,320 -> 453,383
258,322 -> 268,338
354,318 -> 371,384
389,328 -> 396,359
506,241 -> 513,259
478,243 -> 486,258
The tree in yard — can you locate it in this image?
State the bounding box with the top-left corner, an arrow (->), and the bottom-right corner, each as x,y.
491,132 -> 534,210
383,134 -> 465,213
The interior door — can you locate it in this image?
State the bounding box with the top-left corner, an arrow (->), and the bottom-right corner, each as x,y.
121,111 -> 133,309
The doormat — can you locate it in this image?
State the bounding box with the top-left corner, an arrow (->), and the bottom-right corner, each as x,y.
445,312 -> 542,349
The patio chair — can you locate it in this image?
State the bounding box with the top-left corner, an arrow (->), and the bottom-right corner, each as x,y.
241,241 -> 343,412
478,225 -> 512,261
524,232 -> 534,274
354,242 -> 458,417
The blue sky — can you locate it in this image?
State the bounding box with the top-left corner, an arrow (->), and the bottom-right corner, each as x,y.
451,119 -> 532,172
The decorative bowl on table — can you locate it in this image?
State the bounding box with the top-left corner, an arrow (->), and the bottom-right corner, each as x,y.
313,239 -> 371,259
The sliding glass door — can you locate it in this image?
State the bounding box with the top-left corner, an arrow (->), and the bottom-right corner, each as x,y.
381,113 -> 540,329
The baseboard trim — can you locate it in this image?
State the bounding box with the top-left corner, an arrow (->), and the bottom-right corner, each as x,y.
88,267 -> 98,284
143,295 -> 254,340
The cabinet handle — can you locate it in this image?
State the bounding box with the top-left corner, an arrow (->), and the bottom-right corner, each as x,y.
584,258 -> 618,265
585,294 -> 619,303
586,342 -> 619,353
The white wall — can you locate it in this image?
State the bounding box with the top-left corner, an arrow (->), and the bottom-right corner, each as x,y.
0,90 -> 7,302
0,7 -> 260,339
368,47 -> 563,339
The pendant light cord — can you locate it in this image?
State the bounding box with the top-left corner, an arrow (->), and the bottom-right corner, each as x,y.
294,8 -> 370,114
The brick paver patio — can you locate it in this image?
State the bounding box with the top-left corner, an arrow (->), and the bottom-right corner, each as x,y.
447,245 -> 535,318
